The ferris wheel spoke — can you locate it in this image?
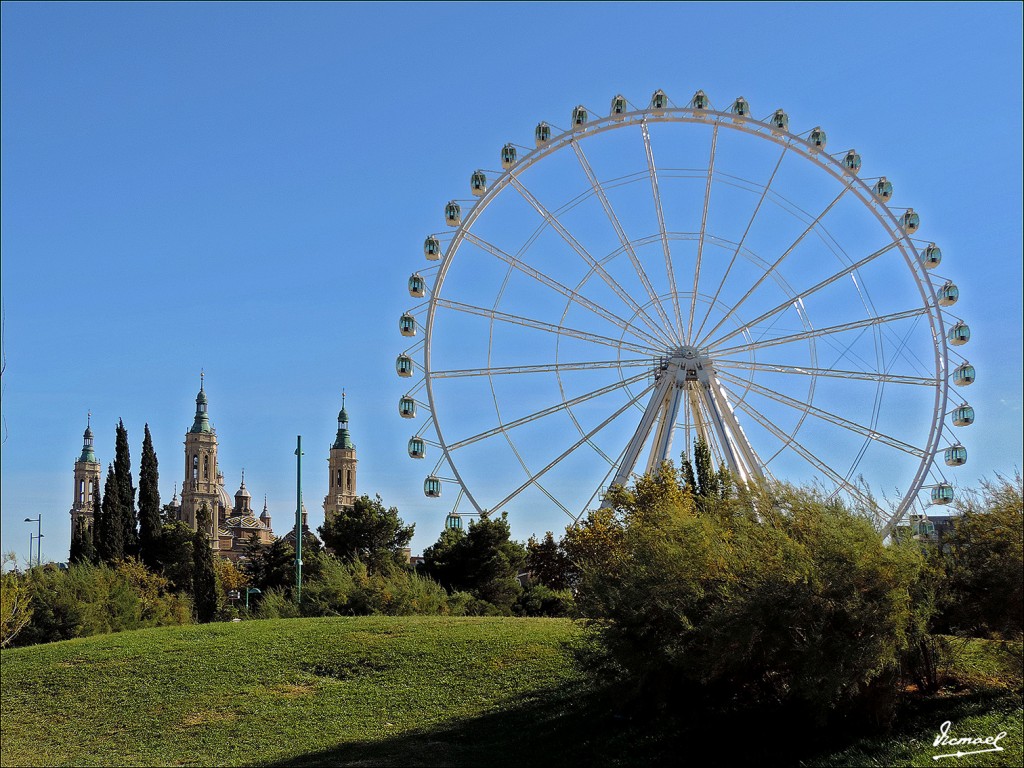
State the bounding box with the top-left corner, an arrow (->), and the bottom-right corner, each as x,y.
711,306 -> 929,358
716,369 -> 927,458
725,388 -> 878,510
580,447 -> 632,522
693,146 -> 788,342
705,241 -> 902,349
713,358 -> 938,387
641,120 -> 685,341
431,358 -> 650,379
506,173 -> 673,346
501,428 -> 575,519
434,297 -> 661,357
571,140 -> 678,340
489,381 -> 657,513
461,231 -> 668,349
687,123 -> 719,343
447,369 -> 651,452
699,184 -> 852,347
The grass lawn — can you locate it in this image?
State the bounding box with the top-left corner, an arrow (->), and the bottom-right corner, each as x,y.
1,618 -> 1021,767
1,616 -> 581,767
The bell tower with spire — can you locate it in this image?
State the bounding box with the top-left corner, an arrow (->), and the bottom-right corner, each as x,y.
324,392 -> 358,524
70,413 -> 102,537
180,372 -> 220,547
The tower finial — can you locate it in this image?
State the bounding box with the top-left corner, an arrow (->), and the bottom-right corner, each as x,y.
342,388 -> 346,409
241,468 -> 245,488
200,369 -> 205,391
87,410 -> 91,428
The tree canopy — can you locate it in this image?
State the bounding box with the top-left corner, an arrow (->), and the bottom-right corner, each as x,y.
318,494 -> 414,573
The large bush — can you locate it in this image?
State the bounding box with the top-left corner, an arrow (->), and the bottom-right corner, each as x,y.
936,474 -> 1024,639
574,465 -> 926,722
12,560 -> 191,647
256,553 -> 453,618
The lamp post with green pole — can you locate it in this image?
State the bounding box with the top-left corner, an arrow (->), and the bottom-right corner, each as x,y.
294,435 -> 303,606
245,587 -> 262,612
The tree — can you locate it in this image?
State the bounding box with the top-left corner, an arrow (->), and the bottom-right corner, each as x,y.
152,518 -> 195,594
137,424 -> 161,570
90,484 -> 102,564
1,553 -> 33,648
318,494 -> 414,573
244,533 -> 323,592
420,527 -> 466,591
938,473 -> 1024,639
113,419 -> 139,557
421,512 -> 526,613
525,532 -> 572,590
97,464 -> 124,563
68,516 -> 96,566
191,504 -> 218,622
243,537 -> 295,593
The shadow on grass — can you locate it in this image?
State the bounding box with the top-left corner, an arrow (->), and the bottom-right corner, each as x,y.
266,679 -> 1000,768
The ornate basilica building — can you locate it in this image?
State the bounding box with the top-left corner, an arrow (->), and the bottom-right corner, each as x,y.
69,377 -> 359,563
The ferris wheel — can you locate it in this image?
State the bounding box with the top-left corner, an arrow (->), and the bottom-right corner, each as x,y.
397,89 -> 973,537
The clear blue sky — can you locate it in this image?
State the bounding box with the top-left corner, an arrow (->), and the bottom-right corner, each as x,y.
2,2 -> 1022,561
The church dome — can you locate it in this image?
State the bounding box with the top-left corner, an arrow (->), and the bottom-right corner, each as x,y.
235,471 -> 251,499
189,374 -> 213,434
78,417 -> 98,464
217,476 -> 232,512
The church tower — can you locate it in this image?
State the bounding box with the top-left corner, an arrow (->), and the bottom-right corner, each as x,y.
70,414 -> 101,538
180,373 -> 220,548
323,393 -> 357,524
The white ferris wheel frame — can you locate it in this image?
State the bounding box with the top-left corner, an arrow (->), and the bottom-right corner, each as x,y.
403,99 -> 964,537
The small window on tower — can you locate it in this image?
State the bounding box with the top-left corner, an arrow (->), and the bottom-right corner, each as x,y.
193,455 -> 199,482
347,470 -> 352,491
79,479 -> 85,504
204,455 -> 209,480
336,469 -> 341,488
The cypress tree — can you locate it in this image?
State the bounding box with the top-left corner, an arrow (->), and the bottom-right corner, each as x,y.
70,515 -> 97,565
681,450 -> 698,492
192,504 -> 219,622
90,483 -> 103,564
114,419 -> 139,557
138,424 -> 162,569
98,463 -> 124,562
81,518 -> 97,565
693,436 -> 719,511
69,516 -> 85,564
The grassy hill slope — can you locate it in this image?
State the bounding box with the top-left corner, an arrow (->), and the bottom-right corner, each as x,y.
2,617 -> 1021,767
1,616 -> 583,767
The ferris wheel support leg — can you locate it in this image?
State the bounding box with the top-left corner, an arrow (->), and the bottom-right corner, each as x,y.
646,376 -> 686,474
699,375 -> 764,486
610,371 -> 675,489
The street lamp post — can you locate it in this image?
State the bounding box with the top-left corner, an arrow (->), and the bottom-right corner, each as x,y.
28,533 -> 44,567
245,587 -> 262,611
294,435 -> 304,606
24,515 -> 42,566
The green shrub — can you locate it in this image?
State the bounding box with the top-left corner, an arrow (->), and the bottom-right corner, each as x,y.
14,560 -> 190,646
255,587 -> 301,619
515,583 -> 575,617
936,474 -> 1024,639
575,467 -> 926,723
